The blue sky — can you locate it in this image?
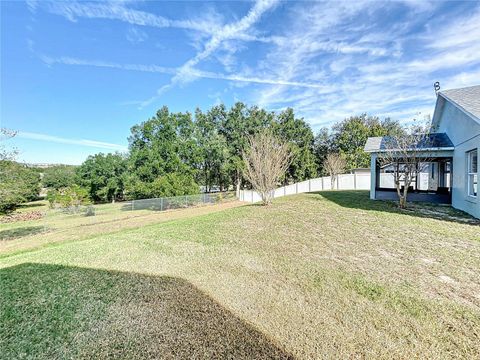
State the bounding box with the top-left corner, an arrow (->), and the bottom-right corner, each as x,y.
1,0 -> 480,165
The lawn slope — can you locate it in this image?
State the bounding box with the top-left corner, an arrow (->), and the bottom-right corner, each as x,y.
1,191 -> 479,358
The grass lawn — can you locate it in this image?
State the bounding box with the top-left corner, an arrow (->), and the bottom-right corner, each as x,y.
1,191 -> 479,358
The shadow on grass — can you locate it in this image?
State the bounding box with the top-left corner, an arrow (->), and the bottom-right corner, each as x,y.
316,190 -> 480,226
0,226 -> 47,241
0,263 -> 293,359
17,202 -> 45,210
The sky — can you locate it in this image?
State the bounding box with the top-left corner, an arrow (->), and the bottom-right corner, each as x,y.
1,0 -> 480,165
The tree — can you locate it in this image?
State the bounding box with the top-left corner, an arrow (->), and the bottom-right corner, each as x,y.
330,115 -> 403,170
195,106 -> 229,192
313,127 -> 332,176
242,131 -> 292,205
376,123 -> 434,209
150,173 -> 199,197
220,103 -> 276,193
42,165 -> 77,190
0,161 -> 41,213
324,153 -> 346,190
0,129 -> 41,213
220,102 -> 249,193
274,108 -> 317,183
127,106 -> 201,198
76,153 -> 127,203
0,128 -> 18,161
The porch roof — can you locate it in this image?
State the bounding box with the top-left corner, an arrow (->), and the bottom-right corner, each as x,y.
364,132 -> 454,153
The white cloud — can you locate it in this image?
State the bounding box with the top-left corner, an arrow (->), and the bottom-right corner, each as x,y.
17,131 -> 128,151
138,0 -> 280,107
242,1 -> 480,126
30,0 -> 480,127
32,0 -> 224,35
126,27 -> 148,43
38,55 -> 326,90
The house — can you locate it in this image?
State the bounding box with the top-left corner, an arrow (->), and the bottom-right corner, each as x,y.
364,85 -> 479,219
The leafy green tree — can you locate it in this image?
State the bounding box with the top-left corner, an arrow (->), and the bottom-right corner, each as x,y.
76,153 -> 127,203
330,114 -> 403,170
274,108 -> 317,182
313,127 -> 332,176
195,106 -> 230,192
0,161 -> 41,213
127,106 -> 201,198
219,102 -> 249,192
220,102 -> 275,191
42,165 -> 77,190
124,173 -> 199,199
151,173 -> 199,197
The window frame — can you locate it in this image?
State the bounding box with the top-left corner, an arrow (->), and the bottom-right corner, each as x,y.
467,149 -> 478,198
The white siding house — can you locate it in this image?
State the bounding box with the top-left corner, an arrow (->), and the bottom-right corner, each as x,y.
365,85 -> 480,219
431,86 -> 479,218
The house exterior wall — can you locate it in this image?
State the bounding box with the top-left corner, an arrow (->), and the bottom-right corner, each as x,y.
435,101 -> 480,218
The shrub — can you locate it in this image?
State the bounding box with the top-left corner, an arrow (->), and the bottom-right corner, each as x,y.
47,185 -> 91,212
84,205 -> 96,217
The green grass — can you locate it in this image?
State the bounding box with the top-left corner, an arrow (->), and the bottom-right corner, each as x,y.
1,191 -> 479,358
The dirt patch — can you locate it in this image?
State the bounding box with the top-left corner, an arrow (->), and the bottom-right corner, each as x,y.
0,211 -> 44,224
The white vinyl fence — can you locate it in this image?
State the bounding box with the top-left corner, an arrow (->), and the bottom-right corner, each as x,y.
238,173 -> 371,203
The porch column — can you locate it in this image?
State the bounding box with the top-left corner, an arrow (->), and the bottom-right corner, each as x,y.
370,153 -> 377,200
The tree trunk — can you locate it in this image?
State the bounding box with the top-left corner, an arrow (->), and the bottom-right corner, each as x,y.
395,179 -> 404,208
261,191 -> 272,205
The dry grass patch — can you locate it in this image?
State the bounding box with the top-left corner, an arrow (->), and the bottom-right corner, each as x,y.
0,200 -> 242,256
1,191 -> 479,358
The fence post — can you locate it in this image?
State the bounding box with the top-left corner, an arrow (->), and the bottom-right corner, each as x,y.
251,191 -> 254,203
354,173 -> 357,190
296,182 -> 298,194
131,200 -> 134,211
321,177 -> 324,190
161,198 -> 163,211
309,179 -> 311,192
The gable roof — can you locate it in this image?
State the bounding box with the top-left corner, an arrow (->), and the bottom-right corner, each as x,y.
364,133 -> 454,153
434,85 -> 480,125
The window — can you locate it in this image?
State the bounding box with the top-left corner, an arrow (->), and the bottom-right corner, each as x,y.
467,149 -> 478,197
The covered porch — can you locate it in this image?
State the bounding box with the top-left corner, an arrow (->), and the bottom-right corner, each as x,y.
365,132 -> 455,205
370,155 -> 453,204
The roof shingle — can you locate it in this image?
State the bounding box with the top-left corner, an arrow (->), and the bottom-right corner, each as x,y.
364,133 -> 454,152
440,85 -> 480,121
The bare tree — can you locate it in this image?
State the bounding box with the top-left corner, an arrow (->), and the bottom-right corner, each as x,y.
324,153 -> 346,189
0,128 -> 18,161
377,123 -> 434,208
243,131 -> 292,205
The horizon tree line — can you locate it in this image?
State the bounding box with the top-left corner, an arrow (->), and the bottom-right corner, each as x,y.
0,103 -> 405,211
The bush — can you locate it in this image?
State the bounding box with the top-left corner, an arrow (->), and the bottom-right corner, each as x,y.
84,205 -> 96,217
47,185 -> 91,212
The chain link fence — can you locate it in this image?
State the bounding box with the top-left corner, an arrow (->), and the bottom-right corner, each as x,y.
49,191 -> 236,216
123,191 -> 236,211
